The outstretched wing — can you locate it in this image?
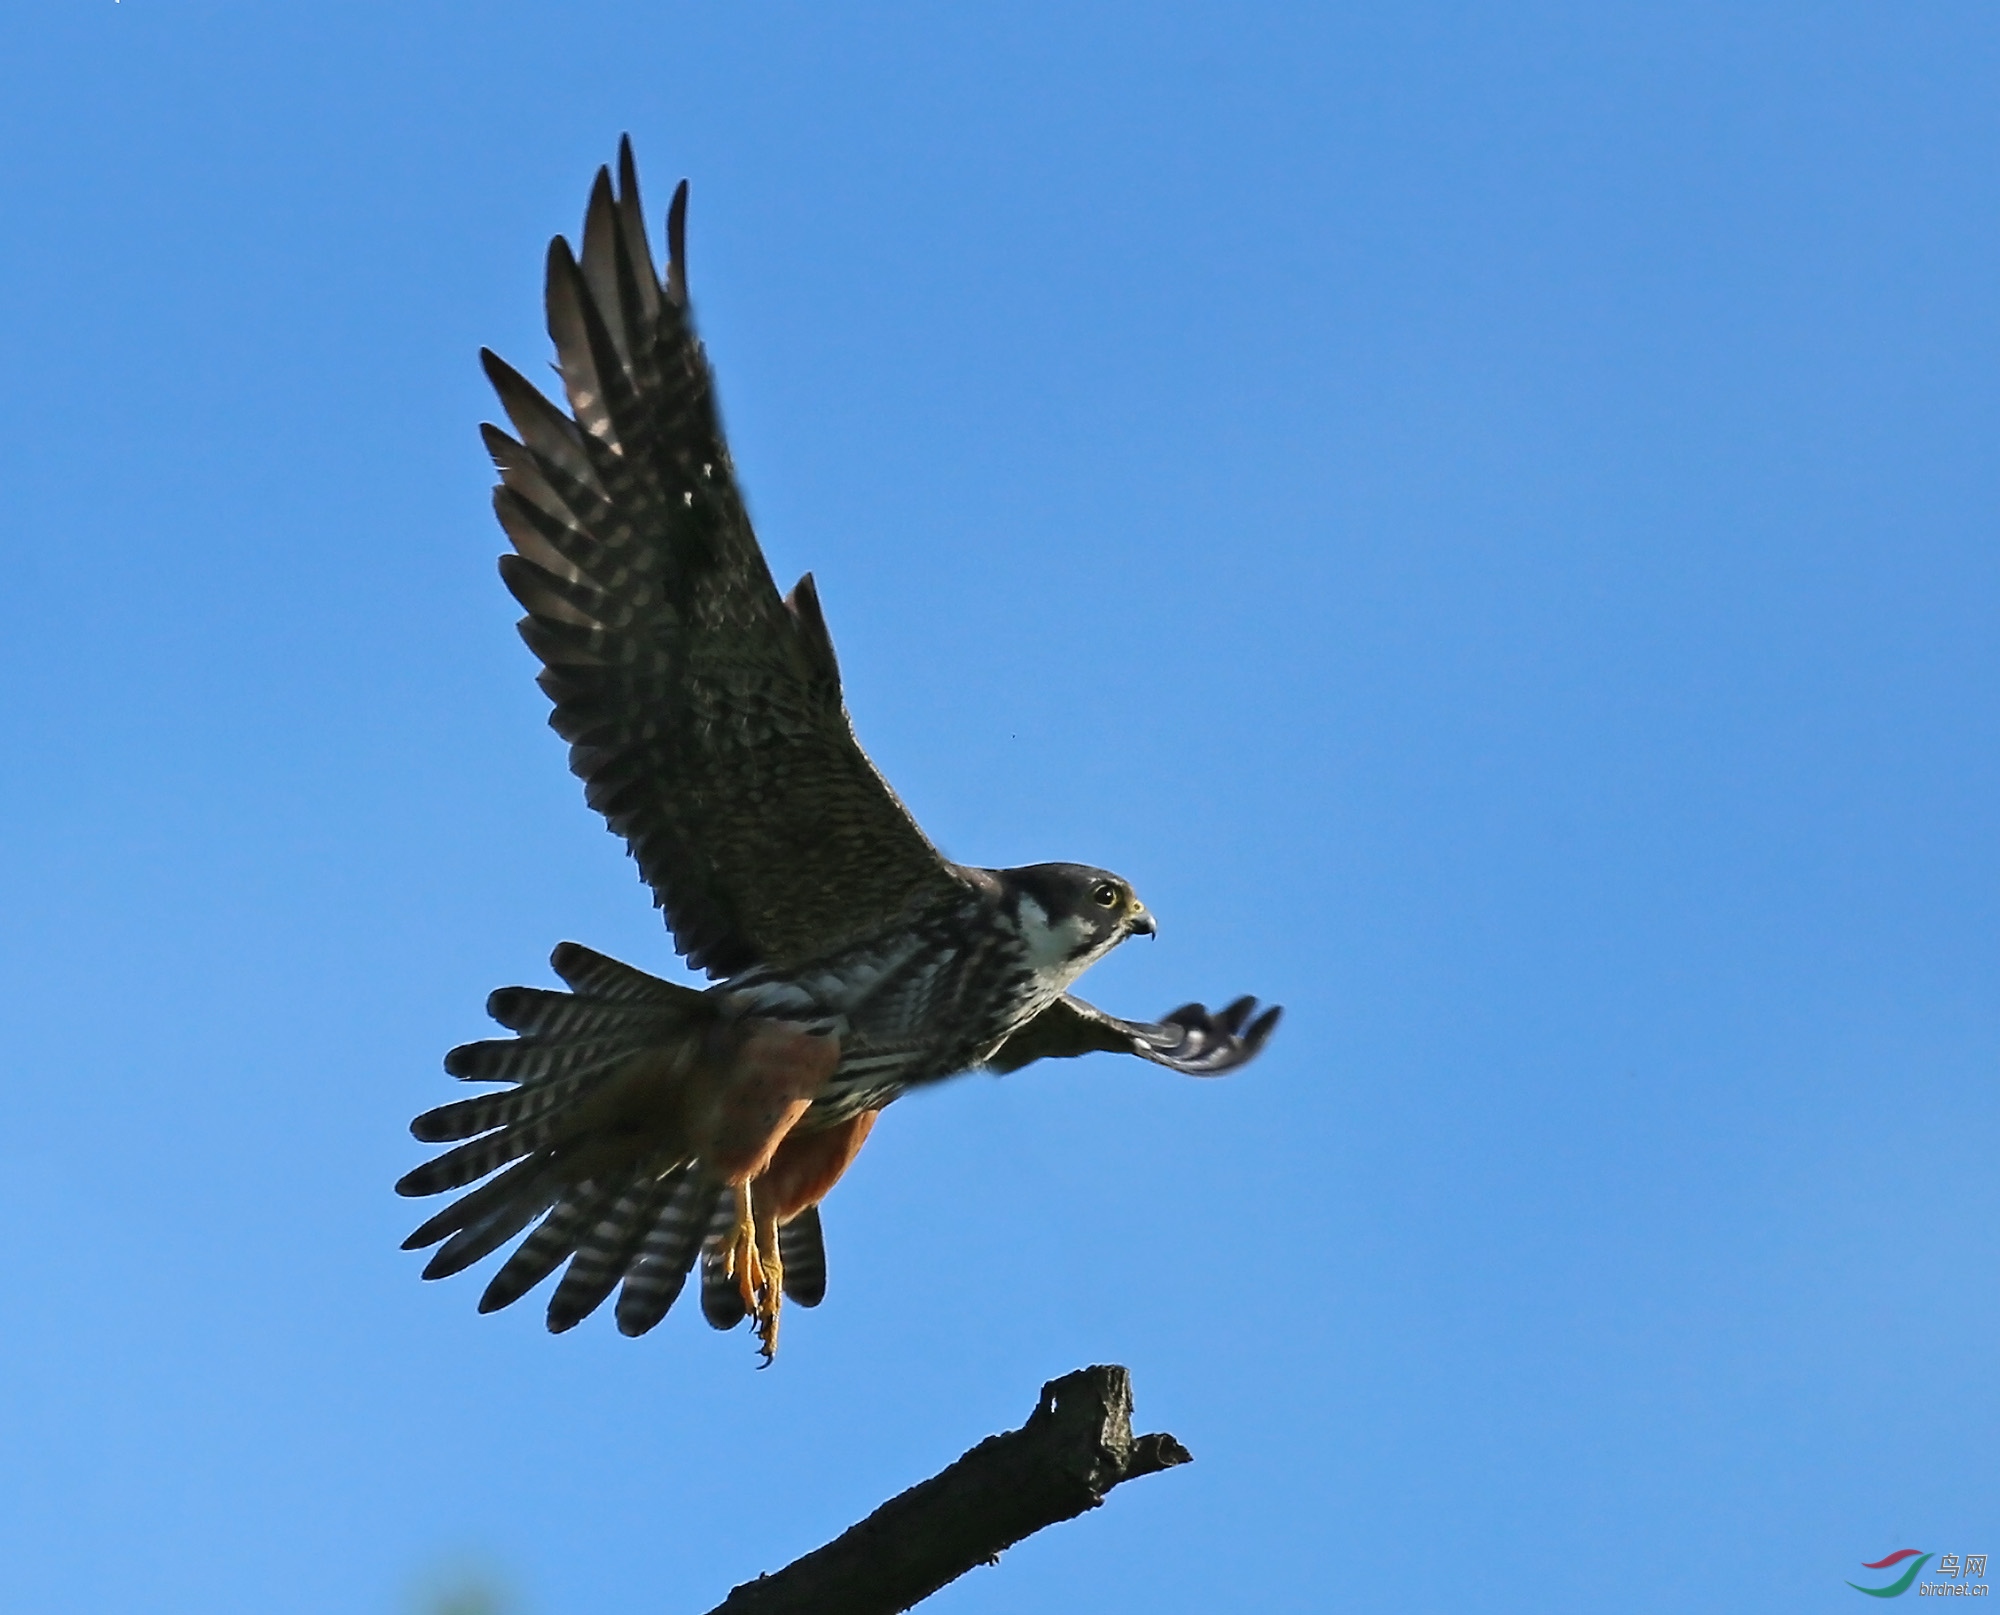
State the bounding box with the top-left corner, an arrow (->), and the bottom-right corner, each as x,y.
482,140 -> 965,977
985,993 -> 1282,1077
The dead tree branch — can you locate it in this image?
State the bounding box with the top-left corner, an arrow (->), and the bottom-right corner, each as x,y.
703,1364 -> 1191,1615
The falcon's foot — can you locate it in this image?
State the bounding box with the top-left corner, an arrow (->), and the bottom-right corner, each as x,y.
753,1210 -> 783,1361
721,1182 -> 786,1362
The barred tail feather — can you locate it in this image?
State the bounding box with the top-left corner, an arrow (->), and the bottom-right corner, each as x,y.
547,1174 -> 676,1333
550,940 -> 693,1003
699,1192 -> 749,1331
410,1069 -> 599,1144
403,943 -> 850,1343
778,1203 -> 826,1308
616,1176 -> 720,1336
479,1180 -> 618,1314
403,1154 -> 556,1253
443,1034 -> 643,1087
485,985 -> 684,1040
421,1164 -> 565,1281
402,945 -> 728,1334
395,1120 -> 553,1198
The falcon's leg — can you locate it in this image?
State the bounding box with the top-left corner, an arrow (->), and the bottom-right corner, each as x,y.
721,1180 -> 762,1303
753,1197 -> 783,1359
721,1183 -> 769,1322
736,1108 -> 883,1359
710,1022 -> 840,1361
718,1183 -> 786,1361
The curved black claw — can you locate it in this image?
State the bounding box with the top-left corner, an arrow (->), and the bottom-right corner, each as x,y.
1135,997 -> 1282,1076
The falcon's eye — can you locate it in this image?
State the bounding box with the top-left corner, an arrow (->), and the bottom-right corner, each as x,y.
1090,882 -> 1120,908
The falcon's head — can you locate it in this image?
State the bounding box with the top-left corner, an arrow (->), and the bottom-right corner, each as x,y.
1000,862 -> 1156,984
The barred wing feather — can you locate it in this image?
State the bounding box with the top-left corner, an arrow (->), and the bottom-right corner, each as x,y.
985,993 -> 1282,1077
482,138 -> 964,978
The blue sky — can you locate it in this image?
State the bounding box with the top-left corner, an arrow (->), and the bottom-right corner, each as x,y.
1,4 -> 1995,1611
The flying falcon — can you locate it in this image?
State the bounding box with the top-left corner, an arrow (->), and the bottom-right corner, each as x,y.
398,142 -> 1279,1360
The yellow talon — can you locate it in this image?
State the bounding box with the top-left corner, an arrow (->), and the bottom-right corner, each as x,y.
754,1213 -> 783,1362
724,1183 -> 764,1313
723,1182 -> 786,1363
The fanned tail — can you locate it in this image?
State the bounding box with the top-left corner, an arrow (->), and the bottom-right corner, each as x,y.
402,938 -> 864,1350
399,943 -> 727,1335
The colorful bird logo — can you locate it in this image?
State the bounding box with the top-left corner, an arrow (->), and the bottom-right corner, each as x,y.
1849,1550 -> 1933,1598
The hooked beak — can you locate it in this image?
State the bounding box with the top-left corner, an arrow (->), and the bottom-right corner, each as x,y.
1127,907 -> 1157,939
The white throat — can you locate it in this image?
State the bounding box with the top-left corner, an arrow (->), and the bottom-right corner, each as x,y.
1013,894 -> 1107,992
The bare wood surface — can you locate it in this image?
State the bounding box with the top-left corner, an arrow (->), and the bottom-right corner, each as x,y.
703,1365 -> 1192,1615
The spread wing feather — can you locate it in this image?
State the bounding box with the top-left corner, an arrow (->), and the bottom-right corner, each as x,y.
985,993 -> 1282,1077
482,139 -> 964,977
